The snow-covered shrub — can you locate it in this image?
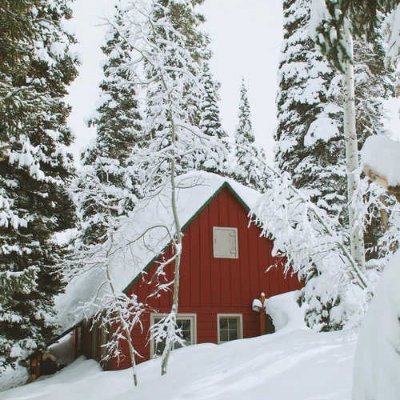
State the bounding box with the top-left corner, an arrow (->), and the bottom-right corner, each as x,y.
252,171 -> 370,331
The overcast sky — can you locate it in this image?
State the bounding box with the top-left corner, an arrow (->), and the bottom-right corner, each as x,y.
66,0 -> 283,162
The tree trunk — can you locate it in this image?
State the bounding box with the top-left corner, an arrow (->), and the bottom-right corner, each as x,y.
105,256 -> 139,387
343,19 -> 366,271
161,116 -> 183,376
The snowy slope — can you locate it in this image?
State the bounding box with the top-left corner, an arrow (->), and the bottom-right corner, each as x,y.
3,292 -> 357,400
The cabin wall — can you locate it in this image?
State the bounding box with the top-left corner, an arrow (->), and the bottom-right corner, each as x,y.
107,187 -> 303,370
78,319 -> 108,366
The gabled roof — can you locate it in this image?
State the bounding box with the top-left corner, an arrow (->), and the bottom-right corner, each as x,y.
56,172 -> 262,331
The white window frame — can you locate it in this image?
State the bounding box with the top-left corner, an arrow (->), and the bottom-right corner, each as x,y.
217,313 -> 243,344
150,313 -> 197,357
213,227 -> 239,259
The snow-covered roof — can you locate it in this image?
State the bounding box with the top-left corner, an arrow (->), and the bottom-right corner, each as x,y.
56,171 -> 262,331
362,135 -> 400,187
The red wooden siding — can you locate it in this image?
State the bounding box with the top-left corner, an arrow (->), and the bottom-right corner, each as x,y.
105,186 -> 303,370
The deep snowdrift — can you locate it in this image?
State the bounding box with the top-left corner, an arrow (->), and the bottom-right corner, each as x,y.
2,292 -> 357,400
353,252 -> 400,400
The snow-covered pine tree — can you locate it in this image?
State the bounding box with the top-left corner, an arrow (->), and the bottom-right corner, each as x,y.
310,0 -> 400,275
276,0 -> 345,220
74,6 -> 142,249
0,0 -> 78,369
353,37 -> 395,258
276,0 -> 394,330
233,79 -> 269,191
195,61 -> 230,175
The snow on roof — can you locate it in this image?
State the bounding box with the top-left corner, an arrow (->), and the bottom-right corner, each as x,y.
362,135 -> 400,187
56,171 -> 262,331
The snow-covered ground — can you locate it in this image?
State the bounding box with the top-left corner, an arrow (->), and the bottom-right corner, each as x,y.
2,292 -> 357,400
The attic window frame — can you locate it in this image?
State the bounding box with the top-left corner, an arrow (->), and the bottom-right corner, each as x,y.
213,226 -> 239,259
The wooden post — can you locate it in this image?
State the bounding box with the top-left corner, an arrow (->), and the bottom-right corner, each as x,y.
260,292 -> 266,336
30,353 -> 41,382
73,327 -> 79,359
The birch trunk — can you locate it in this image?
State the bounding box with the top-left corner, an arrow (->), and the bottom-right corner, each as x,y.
161,115 -> 183,376
105,253 -> 139,387
343,19 -> 366,271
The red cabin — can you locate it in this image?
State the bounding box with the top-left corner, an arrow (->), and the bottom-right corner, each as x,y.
60,172 -> 303,370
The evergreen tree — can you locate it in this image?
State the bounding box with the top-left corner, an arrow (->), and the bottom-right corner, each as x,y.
277,0 -> 394,234
196,61 -> 230,175
234,79 -> 269,191
0,0 -> 78,369
353,38 -> 395,257
137,0 -> 228,186
274,0 -> 346,327
276,0 -> 345,220
276,0 -> 394,330
74,7 -> 142,248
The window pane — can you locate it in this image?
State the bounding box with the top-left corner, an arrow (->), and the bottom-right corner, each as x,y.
220,329 -> 229,342
155,339 -> 166,356
229,330 -> 238,341
219,318 -> 228,330
177,319 -> 192,344
228,318 -> 238,330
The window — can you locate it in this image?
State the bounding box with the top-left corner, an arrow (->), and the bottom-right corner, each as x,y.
213,227 -> 239,259
150,314 -> 196,357
217,314 -> 243,343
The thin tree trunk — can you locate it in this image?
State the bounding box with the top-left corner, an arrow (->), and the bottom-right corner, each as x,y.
105,253 -> 139,387
161,115 -> 183,376
343,19 -> 366,271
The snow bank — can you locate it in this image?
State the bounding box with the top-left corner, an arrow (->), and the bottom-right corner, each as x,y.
56,171 -> 262,331
362,135 -> 400,187
49,333 -> 75,366
0,366 -> 28,393
266,290 -> 307,332
2,329 -> 356,400
352,251 -> 400,400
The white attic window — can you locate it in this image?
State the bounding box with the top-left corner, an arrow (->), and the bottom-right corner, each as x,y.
213,227 -> 239,259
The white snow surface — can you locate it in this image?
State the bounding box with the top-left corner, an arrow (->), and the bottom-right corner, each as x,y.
304,112 -> 340,147
0,365 -> 29,393
352,251 -> 400,400
56,172 -> 262,331
2,291 -> 356,400
362,135 -> 400,187
266,291 -> 306,332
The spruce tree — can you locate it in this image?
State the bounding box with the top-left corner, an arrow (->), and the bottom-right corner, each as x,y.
196,61 -> 230,175
0,0 -> 78,369
276,0 -> 394,330
353,38 -> 395,257
138,0 -> 228,185
74,7 -> 142,249
234,79 -> 269,191
276,0 -> 345,220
